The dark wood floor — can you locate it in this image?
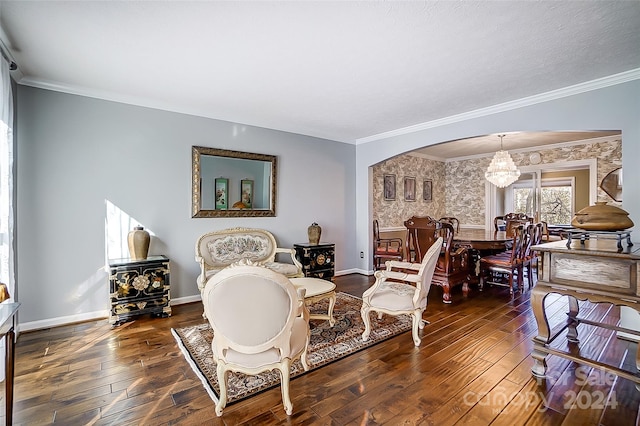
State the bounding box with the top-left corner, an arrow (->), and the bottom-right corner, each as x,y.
4,274 -> 640,425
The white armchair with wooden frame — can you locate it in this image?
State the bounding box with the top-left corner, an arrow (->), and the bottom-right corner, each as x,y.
361,237 -> 443,346
202,262 -> 310,416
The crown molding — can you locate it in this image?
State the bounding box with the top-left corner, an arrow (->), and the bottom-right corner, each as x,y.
356,68 -> 640,145
18,76 -> 206,116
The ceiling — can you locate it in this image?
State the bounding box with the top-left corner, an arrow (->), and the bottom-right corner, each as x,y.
1,1 -> 639,145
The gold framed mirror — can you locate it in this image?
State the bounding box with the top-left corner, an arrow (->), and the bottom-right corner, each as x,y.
600,167 -> 622,202
192,146 -> 277,217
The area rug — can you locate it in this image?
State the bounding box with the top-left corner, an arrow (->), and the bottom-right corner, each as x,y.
172,292 -> 412,405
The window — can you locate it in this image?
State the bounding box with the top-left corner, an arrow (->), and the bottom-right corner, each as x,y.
512,178 -> 574,226
539,182 -> 574,225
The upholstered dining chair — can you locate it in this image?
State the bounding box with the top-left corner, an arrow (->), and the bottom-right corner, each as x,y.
405,216 -> 470,303
361,236 -> 443,346
479,225 -> 531,295
504,213 -> 533,236
373,219 -> 404,270
527,222 -> 544,283
494,213 -> 533,233
202,261 -> 311,416
439,216 -> 460,233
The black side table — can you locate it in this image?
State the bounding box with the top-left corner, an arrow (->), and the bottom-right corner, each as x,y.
108,255 -> 171,325
294,243 -> 335,280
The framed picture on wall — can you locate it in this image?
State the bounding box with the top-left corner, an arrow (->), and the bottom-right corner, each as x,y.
214,178 -> 228,210
383,174 -> 396,201
423,179 -> 432,202
241,179 -> 254,208
404,176 -> 416,201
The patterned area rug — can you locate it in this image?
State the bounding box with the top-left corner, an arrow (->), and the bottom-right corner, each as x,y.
172,292 -> 412,405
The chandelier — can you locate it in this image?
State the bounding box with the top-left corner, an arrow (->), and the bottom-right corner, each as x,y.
485,134 -> 520,188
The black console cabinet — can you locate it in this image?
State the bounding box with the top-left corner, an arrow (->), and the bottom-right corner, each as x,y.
109,255 -> 171,325
294,242 -> 335,280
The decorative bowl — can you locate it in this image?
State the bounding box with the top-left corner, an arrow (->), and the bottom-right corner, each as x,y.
570,201 -> 634,231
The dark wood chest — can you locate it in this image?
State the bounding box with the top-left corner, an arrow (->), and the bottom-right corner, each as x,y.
294,242 -> 335,280
108,255 -> 171,325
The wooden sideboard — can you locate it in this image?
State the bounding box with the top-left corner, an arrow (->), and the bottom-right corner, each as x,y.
530,238 -> 640,384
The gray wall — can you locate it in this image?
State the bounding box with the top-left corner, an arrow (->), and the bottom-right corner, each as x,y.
16,86 -> 356,326
356,80 -> 640,271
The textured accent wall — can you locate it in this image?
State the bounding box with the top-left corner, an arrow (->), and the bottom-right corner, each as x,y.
373,137 -> 622,228
372,154 -> 445,228
446,137 -> 623,226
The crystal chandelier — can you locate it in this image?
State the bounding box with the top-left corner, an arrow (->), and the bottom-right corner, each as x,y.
485,134 -> 521,188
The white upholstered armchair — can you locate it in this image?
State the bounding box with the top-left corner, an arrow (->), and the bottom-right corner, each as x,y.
361,237 -> 442,346
202,262 -> 310,416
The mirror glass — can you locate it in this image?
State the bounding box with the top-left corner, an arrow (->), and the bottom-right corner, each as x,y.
600,167 -> 622,202
192,146 -> 277,217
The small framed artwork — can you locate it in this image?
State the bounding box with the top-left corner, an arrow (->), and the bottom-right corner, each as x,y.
404,176 -> 416,201
241,179 -> 254,208
383,174 -> 396,201
423,179 -> 433,202
214,178 -> 228,210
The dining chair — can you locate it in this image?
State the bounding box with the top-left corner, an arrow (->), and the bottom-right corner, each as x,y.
539,220 -> 551,241
202,262 -> 310,416
439,216 -> 460,233
361,236 -> 443,346
405,216 -> 470,303
504,212 -> 533,221
505,219 -> 530,237
495,213 -> 533,233
373,219 -> 404,270
528,222 -> 544,282
478,225 -> 531,295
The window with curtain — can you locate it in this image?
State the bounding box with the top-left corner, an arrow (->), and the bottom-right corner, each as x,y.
0,55 -> 15,382
0,57 -> 14,297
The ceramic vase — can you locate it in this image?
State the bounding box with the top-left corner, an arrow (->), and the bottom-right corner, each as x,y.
307,222 -> 321,245
128,226 -> 150,260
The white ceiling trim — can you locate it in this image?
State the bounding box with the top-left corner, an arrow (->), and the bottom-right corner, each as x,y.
16,75 -> 259,131
356,68 -> 640,145
17,68 -> 640,147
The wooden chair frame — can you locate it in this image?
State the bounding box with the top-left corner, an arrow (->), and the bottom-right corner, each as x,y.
404,216 -> 470,303
373,219 -> 404,270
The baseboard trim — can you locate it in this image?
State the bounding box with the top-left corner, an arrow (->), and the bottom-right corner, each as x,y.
172,294 -> 202,305
20,310 -> 110,332
19,275 -> 381,331
337,268 -> 373,276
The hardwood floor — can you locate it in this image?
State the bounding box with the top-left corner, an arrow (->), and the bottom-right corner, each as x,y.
4,274 -> 639,425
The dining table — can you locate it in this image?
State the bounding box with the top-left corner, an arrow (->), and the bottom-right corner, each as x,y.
452,229 -> 512,280
453,228 -> 511,251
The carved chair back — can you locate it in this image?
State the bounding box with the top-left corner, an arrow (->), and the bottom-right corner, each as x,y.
495,213 -> 534,233
404,215 -> 469,303
404,216 -> 441,263
439,216 -> 460,233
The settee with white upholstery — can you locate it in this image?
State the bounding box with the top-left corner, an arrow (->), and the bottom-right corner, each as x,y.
195,227 -> 304,293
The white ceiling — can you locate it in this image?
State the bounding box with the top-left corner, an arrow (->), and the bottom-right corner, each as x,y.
1,1 -> 639,145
